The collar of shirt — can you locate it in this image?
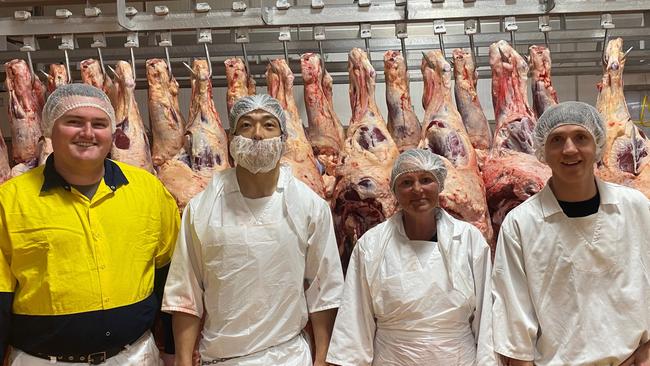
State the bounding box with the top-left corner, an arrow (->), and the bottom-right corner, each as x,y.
40,154 -> 129,193
221,164 -> 289,195
538,178 -> 620,218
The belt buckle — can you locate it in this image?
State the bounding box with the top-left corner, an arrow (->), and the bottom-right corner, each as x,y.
87,351 -> 107,365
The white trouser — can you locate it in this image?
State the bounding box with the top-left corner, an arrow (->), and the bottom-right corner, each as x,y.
9,331 -> 161,366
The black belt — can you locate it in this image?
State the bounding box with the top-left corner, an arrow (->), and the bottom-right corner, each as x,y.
26,346 -> 125,364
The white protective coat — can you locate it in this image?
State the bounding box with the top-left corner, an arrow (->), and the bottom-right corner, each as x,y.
162,165 -> 344,364
492,179 -> 650,365
326,209 -> 497,366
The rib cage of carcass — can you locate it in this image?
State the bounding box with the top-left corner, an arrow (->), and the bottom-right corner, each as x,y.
596,38 -> 650,198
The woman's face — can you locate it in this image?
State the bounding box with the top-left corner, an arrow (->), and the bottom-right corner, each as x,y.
394,171 -> 440,216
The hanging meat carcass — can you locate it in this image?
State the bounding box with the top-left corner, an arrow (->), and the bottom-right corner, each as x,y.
420,50 -> 493,243
158,59 -> 230,210
452,48 -> 492,154
80,58 -> 118,108
596,37 -> 650,198
482,41 -> 550,236
5,59 -> 45,176
301,52 -> 345,199
146,59 -> 186,167
529,45 -> 558,118
266,58 -> 326,197
384,50 -> 422,152
225,57 -> 256,114
110,61 -> 154,172
332,48 -> 399,270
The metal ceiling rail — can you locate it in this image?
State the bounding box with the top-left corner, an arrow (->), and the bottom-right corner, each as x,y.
408,0 -> 650,21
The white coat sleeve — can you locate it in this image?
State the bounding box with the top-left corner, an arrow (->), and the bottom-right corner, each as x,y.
304,199 -> 344,313
491,223 -> 539,362
326,243 -> 376,366
161,202 -> 205,317
471,235 -> 501,366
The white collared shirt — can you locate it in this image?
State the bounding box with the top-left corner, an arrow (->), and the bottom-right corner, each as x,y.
492,179 -> 650,365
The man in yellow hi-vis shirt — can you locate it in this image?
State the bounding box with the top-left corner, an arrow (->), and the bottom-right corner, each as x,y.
0,84 -> 180,365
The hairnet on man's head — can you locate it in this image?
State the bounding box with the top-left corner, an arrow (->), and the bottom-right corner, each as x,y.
533,101 -> 606,162
390,149 -> 448,193
42,83 -> 116,137
229,94 -> 287,138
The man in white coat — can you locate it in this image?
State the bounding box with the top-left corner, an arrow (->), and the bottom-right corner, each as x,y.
162,94 -> 344,366
492,101 -> 650,366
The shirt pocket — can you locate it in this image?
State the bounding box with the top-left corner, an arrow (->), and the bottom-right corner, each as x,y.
6,213 -> 51,275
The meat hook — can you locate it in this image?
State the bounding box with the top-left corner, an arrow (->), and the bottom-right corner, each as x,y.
421,51 -> 436,70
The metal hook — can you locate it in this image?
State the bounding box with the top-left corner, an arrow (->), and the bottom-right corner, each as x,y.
182,62 -> 197,77
267,58 -> 280,74
422,51 -> 436,70
317,41 -> 325,69
107,65 -> 118,78
164,47 -> 173,77
203,43 -> 213,78
26,51 -> 36,84
39,70 -> 51,80
622,46 -> 633,60
96,48 -> 106,77
63,49 -> 73,83
129,47 -> 136,80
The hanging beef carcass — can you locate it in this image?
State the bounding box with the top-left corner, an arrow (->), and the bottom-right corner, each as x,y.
596,37 -> 650,198
146,59 -> 186,167
158,59 -> 230,210
482,41 -> 550,236
80,58 -> 118,108
301,52 -> 345,199
529,45 -> 558,118
225,57 -> 256,114
332,48 -> 399,270
5,59 -> 45,176
266,58 -> 326,197
111,61 -> 154,172
420,50 -> 493,243
452,48 -> 492,154
384,50 -> 422,152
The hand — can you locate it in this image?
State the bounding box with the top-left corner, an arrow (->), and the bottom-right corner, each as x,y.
619,340 -> 650,366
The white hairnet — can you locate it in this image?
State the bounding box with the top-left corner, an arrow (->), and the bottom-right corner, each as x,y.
42,83 -> 116,138
229,94 -> 287,139
534,101 -> 606,162
390,149 -> 447,193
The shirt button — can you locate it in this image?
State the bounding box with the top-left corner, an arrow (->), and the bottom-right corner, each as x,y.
106,331 -> 111,336
99,265 -> 105,270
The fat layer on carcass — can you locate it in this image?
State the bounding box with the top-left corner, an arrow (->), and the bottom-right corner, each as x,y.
158,59 -> 230,211
80,58 -> 118,108
483,41 -> 551,237
489,40 -> 537,154
332,48 -> 399,270
5,59 -> 45,175
452,48 -> 492,152
383,50 -> 422,152
111,61 -> 154,172
529,45 -> 558,118
225,57 -> 256,114
596,37 -> 650,198
267,58 -> 325,197
301,52 -> 345,199
420,50 -> 493,244
146,59 -> 186,167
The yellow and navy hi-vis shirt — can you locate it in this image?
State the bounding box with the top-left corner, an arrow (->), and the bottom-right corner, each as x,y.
0,155 -> 180,356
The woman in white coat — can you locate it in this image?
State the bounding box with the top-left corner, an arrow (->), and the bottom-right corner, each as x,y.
326,149 -> 497,366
